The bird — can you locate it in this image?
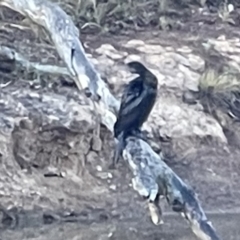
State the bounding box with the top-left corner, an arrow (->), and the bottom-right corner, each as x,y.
111,61 -> 158,168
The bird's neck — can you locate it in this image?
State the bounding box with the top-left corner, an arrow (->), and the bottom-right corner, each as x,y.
143,72 -> 157,88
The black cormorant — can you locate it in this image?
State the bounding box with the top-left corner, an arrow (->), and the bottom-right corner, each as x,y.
112,61 -> 158,167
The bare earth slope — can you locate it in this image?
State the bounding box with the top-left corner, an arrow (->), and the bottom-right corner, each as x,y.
1,4 -> 240,240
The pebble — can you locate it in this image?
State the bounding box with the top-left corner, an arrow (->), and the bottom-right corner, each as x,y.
96,165 -> 102,172
108,232 -> 113,238
107,172 -> 113,179
95,44 -> 117,54
125,39 -> 145,47
137,44 -> 165,54
91,136 -> 102,152
176,46 -> 192,53
96,172 -> 109,179
109,184 -> 116,190
124,54 -> 142,63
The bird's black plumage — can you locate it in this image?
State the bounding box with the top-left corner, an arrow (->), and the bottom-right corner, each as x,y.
112,61 -> 158,167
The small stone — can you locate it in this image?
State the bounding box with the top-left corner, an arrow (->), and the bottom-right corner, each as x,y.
107,172 -> 113,179
106,52 -> 124,60
109,184 -> 116,190
148,202 -> 164,225
86,151 -> 98,165
97,56 -> 115,66
182,91 -> 198,105
172,53 -> 190,66
217,35 -> 226,41
124,54 -> 142,64
19,119 -> 33,130
91,136 -> 102,152
165,46 -> 174,51
96,165 -> 102,172
108,232 -> 113,238
125,39 -> 145,47
177,46 -> 192,53
188,54 -> 205,71
95,44 -> 117,54
96,172 -> 109,179
137,44 -> 165,54
68,141 -> 75,149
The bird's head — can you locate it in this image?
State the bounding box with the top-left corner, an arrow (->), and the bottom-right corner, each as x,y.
127,61 -> 147,76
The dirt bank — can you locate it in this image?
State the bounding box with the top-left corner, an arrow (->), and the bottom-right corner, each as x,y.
1,2 -> 240,240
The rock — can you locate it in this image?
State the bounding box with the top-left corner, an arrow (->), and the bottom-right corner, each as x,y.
86,151 -> 99,165
97,56 -> 115,66
178,64 -> 200,91
188,54 -> 205,71
124,54 -> 142,63
182,91 -> 198,105
96,165 -> 102,171
95,44 -> 126,60
96,172 -> 109,180
91,136 -> 102,152
96,44 -> 117,54
177,46 -> 192,54
125,39 -> 145,47
147,98 -> 227,143
136,44 -> 165,54
109,184 -> 116,190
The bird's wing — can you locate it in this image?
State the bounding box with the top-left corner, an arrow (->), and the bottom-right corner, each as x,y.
119,77 -> 143,116
228,92 -> 240,119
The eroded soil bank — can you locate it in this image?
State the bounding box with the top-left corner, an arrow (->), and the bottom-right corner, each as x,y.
1,3 -> 240,240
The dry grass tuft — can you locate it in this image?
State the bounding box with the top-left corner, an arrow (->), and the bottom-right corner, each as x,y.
199,68 -> 240,93
198,68 -> 240,128
196,68 -> 240,146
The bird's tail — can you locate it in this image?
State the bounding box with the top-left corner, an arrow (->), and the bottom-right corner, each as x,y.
112,131 -> 126,167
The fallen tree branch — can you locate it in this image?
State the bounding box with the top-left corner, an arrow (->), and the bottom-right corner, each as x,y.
0,45 -> 70,76
0,0 -> 119,131
124,137 -> 220,240
0,0 -> 221,239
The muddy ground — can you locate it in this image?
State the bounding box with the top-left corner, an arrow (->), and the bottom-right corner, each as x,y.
1,1 -> 240,240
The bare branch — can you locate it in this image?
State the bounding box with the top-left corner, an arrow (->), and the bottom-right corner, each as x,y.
0,0 -> 119,129
0,46 -> 70,76
0,0 -> 221,239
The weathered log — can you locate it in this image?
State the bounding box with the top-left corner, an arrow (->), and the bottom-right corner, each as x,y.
0,45 -> 69,76
0,0 -> 221,239
0,0 -> 119,131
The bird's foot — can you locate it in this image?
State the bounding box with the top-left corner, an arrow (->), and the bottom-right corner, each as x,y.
108,162 -> 116,170
131,129 -> 148,141
109,148 -> 120,170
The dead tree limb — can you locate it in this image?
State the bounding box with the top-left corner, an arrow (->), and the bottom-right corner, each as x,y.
0,0 -> 221,239
0,0 -> 119,131
0,46 -> 70,76
124,137 -> 220,240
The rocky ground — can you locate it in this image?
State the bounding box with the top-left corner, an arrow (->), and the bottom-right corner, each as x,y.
1,2 -> 240,240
